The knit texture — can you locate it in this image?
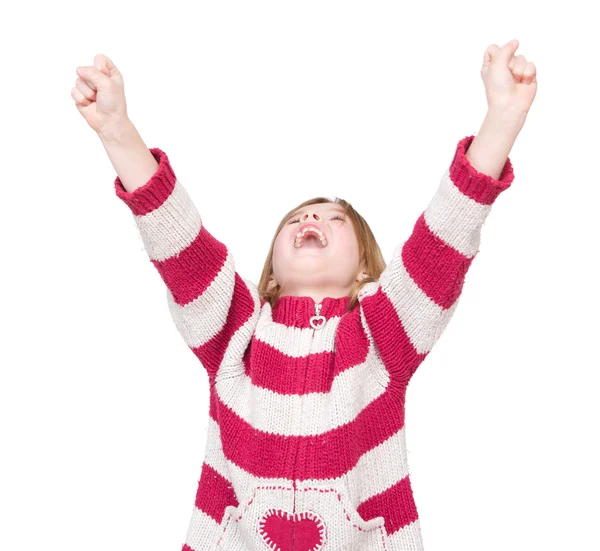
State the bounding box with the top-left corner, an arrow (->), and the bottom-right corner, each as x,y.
114,135 -> 514,550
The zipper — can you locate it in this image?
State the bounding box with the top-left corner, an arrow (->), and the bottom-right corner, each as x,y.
309,301 -> 325,330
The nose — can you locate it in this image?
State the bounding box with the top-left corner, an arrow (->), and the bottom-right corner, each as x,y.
301,211 -> 322,223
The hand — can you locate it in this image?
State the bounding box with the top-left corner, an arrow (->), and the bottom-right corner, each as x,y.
71,54 -> 130,136
481,39 -> 537,117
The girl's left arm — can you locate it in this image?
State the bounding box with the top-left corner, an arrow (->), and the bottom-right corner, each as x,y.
358,39 -> 537,388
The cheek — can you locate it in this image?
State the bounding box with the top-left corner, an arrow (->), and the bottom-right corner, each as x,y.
276,231 -> 288,249
338,229 -> 358,250
273,231 -> 289,260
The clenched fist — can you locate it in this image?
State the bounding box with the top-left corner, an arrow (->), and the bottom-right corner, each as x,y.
481,39 -> 537,116
71,54 -> 129,136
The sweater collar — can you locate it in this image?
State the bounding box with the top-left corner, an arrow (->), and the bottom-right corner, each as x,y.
271,295 -> 351,329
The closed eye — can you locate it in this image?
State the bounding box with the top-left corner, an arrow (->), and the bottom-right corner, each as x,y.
287,214 -> 345,224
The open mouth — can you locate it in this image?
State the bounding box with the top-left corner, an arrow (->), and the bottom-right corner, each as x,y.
294,228 -> 328,248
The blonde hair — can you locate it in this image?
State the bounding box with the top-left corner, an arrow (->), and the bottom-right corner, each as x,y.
258,196 -> 387,313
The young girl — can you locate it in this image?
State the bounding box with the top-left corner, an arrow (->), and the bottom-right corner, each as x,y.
72,39 -> 536,550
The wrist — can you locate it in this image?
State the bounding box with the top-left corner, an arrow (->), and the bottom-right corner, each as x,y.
486,106 -> 527,130
97,118 -> 136,145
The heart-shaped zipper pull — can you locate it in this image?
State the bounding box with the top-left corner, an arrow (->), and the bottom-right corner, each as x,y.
309,302 -> 325,330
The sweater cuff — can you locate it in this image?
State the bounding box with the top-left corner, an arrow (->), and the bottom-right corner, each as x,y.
450,135 -> 515,205
113,147 -> 177,216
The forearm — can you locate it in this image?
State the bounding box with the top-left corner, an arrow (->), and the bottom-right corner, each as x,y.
465,107 -> 526,180
99,120 -> 159,193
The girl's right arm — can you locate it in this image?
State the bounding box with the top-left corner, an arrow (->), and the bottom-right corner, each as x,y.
104,122 -> 259,380
72,55 -> 259,379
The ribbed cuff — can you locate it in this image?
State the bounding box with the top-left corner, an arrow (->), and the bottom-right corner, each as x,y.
113,147 -> 177,216
450,135 -> 515,205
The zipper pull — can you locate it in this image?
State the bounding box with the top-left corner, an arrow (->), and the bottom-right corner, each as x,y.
309,302 -> 325,330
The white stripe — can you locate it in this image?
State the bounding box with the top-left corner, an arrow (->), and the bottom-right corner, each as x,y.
255,303 -> 343,356
134,178 -> 202,262
424,168 -> 493,258
214,327 -> 391,435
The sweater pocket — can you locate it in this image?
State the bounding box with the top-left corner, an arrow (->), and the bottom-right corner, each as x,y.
212,483 -> 388,550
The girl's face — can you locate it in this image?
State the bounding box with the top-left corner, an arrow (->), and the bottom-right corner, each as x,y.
270,203 -> 366,300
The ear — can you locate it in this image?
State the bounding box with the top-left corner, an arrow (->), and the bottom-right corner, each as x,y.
356,269 -> 369,282
267,276 -> 278,292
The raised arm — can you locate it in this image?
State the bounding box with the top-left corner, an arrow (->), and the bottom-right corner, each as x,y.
73,55 -> 260,380
358,133 -> 515,387
107,123 -> 259,379
357,39 -> 535,388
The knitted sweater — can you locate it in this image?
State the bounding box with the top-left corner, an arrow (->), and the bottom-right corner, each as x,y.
114,135 -> 514,551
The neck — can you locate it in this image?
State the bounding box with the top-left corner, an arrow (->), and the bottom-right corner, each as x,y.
277,285 -> 353,305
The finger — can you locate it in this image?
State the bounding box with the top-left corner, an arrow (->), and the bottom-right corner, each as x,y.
76,65 -> 110,91
71,86 -> 92,107
94,54 -> 109,76
75,76 -> 96,101
494,39 -> 520,64
511,55 -> 528,83
521,61 -> 536,85
96,53 -> 116,70
484,44 -> 500,64
94,53 -> 118,76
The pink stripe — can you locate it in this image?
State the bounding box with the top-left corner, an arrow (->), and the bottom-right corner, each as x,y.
194,462 -> 239,524
451,135 -> 514,204
114,148 -> 176,215
359,286 -> 427,386
244,310 -> 370,394
402,212 -> 475,310
357,475 -> 419,534
208,377 -> 406,480
152,225 -> 229,306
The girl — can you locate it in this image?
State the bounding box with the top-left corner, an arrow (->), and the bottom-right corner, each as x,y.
72,39 -> 536,550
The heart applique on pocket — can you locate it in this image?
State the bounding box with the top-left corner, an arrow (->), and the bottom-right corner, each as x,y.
258,508 -> 326,551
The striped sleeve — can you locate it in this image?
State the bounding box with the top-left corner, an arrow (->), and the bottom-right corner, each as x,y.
114,147 -> 258,379
358,135 -> 515,386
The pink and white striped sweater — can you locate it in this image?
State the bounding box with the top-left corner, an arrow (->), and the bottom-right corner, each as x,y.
114,134 -> 514,551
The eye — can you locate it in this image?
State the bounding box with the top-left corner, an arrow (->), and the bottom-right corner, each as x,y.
287,214 -> 345,224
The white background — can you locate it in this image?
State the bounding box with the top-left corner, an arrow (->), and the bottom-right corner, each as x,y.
1,1 -> 598,550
